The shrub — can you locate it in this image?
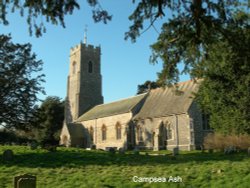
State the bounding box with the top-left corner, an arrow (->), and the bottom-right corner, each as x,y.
0,129 -> 31,145
0,130 -> 17,144
204,133 -> 250,151
43,145 -> 57,152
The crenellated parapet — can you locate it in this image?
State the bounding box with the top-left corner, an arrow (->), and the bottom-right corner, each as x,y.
70,43 -> 101,56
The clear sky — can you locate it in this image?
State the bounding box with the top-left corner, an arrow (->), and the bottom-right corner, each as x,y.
1,1 -> 189,103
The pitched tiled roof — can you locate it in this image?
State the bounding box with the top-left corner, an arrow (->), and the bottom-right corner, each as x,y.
133,80 -> 201,120
76,93 -> 147,122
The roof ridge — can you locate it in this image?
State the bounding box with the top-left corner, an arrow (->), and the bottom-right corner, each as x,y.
176,79 -> 193,85
176,79 -> 203,85
95,93 -> 147,107
76,92 -> 147,122
149,79 -> 197,93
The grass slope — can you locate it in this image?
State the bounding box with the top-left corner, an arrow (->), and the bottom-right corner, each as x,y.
0,146 -> 249,188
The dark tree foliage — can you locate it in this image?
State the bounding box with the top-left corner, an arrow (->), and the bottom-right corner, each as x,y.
87,0 -> 112,24
129,1 -> 249,134
0,129 -> 17,143
0,128 -> 30,144
34,96 -> 64,146
0,0 -> 111,37
126,0 -> 248,84
195,18 -> 250,135
0,34 -> 45,130
137,80 -> 161,94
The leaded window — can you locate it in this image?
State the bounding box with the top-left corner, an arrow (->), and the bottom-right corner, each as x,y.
116,122 -> 121,140
102,124 -> 107,141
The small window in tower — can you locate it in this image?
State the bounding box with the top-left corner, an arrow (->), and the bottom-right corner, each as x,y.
72,61 -> 77,74
88,61 -> 93,73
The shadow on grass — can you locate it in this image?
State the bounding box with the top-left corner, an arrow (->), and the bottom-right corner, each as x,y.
0,148 -> 248,168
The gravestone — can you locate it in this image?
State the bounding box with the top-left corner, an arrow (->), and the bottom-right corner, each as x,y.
172,147 -> 179,156
3,149 -> 14,161
118,148 -> 125,155
200,144 -> 205,153
30,142 -> 38,150
14,174 -> 36,188
44,145 -> 57,152
108,147 -> 116,154
224,146 -> 236,155
133,148 -> 140,155
91,145 -> 96,150
208,149 -> 214,154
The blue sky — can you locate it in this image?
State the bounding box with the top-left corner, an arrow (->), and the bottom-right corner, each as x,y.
1,1 -> 189,103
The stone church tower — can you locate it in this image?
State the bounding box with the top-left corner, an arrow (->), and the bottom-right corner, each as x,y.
65,41 -> 103,123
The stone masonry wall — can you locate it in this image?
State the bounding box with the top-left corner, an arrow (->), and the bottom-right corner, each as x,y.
135,114 -> 193,151
67,43 -> 103,122
188,102 -> 210,149
81,112 -> 132,150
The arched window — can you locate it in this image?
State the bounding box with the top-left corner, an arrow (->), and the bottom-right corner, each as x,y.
101,124 -> 107,141
116,122 -> 121,140
89,126 -> 94,142
88,61 -> 93,73
166,122 -> 173,140
72,61 -> 77,74
159,122 -> 167,146
137,125 -> 143,142
202,113 -> 210,130
152,132 -> 155,147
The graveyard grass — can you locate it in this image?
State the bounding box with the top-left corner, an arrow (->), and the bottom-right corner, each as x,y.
0,146 -> 249,188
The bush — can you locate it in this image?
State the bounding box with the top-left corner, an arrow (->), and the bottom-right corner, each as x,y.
0,129 -> 31,145
204,133 -> 250,151
0,130 -> 17,144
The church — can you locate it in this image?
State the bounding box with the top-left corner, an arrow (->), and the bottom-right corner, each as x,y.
59,40 -> 210,151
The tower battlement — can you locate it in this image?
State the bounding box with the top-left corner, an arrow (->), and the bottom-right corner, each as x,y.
70,43 -> 100,55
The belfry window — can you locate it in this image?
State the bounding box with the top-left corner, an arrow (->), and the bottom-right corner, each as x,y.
116,122 -> 122,140
72,61 -> 76,74
88,61 -> 93,73
102,124 -> 107,141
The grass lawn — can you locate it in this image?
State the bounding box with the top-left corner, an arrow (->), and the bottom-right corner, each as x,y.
0,146 -> 249,188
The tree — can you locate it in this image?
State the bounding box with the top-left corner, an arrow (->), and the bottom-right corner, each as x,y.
137,80 -> 161,94
135,1 -> 248,134
0,128 -> 31,144
0,0 -> 111,37
1,1 -> 248,82
0,34 -> 45,130
33,96 -> 64,146
131,1 -> 249,134
195,20 -> 250,135
145,1 -> 248,84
